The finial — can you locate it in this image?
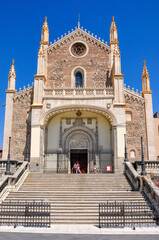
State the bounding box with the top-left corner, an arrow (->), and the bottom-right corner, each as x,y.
45,16 -> 47,22
12,59 -> 14,65
78,10 -> 80,28
112,16 -> 114,21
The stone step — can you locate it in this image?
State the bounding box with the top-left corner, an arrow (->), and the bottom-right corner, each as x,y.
4,172 -> 156,225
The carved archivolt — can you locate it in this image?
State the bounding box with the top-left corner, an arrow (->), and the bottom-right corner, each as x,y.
62,126 -> 96,152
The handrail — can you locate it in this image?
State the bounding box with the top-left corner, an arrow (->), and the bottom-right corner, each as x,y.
142,177 -> 159,205
0,162 -> 29,202
124,162 -> 140,190
12,162 -> 29,185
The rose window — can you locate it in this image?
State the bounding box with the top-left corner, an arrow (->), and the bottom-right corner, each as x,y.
71,42 -> 87,57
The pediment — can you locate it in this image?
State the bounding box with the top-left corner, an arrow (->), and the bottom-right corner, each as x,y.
47,28 -> 111,55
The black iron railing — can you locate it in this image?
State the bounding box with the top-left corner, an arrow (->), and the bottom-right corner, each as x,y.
0,201 -> 51,227
99,201 -> 159,228
44,150 -> 114,173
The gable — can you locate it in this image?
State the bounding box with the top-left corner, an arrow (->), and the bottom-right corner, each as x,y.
46,29 -> 111,89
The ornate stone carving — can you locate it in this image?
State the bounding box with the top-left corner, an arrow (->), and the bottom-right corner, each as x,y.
70,135 -> 88,148
73,118 -> 85,127
125,91 -> 147,160
11,86 -> 33,160
87,60 -> 108,67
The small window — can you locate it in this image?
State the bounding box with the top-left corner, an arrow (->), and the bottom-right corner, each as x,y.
130,150 -> 136,158
75,71 -> 83,88
126,111 -> 132,122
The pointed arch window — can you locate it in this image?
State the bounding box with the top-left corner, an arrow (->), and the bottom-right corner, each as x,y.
75,71 -> 83,88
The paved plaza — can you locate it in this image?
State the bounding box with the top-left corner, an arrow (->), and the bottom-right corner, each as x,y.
0,232 -> 159,240
0,225 -> 159,238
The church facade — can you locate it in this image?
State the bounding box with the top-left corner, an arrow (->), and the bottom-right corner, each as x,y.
2,17 -> 156,173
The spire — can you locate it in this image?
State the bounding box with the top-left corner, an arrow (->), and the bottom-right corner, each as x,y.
110,16 -> 118,45
41,16 -> 49,45
8,59 -> 16,90
142,60 -> 151,92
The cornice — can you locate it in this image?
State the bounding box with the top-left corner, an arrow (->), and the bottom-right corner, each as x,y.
113,103 -> 126,107
34,74 -> 46,82
6,89 -> 15,93
142,90 -> 152,95
31,104 -> 43,108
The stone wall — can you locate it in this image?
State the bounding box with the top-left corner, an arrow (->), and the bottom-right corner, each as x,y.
46,32 -> 111,89
10,87 -> 33,161
125,92 -> 148,161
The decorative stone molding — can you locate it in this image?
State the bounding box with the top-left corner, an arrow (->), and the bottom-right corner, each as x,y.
41,105 -> 117,127
13,86 -> 33,102
124,87 -> 144,105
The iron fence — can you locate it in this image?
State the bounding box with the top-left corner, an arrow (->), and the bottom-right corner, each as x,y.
99,201 -> 159,228
44,150 -> 114,173
0,201 -> 51,227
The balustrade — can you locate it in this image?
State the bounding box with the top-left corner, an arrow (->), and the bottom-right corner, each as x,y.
44,87 -> 114,98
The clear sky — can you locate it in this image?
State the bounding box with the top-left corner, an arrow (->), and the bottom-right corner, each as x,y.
0,0 -> 159,148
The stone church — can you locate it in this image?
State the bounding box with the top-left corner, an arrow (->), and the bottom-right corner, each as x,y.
2,17 -> 156,173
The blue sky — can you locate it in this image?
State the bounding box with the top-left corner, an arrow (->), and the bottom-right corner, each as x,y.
0,0 -> 159,148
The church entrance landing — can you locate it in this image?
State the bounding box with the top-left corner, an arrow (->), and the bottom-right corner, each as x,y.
70,149 -> 87,173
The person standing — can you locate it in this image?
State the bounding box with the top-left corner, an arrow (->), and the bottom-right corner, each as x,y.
76,161 -> 81,174
93,162 -> 97,174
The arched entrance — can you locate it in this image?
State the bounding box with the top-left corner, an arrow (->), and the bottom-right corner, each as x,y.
41,105 -> 117,173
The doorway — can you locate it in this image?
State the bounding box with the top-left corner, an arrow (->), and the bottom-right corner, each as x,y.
70,149 -> 87,173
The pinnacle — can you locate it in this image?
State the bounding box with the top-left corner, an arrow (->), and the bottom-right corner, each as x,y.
9,59 -> 16,78
142,60 -> 149,79
110,16 -> 117,31
42,16 -> 49,32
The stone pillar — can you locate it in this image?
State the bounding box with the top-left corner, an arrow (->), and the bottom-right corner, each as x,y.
144,93 -> 156,160
2,90 -> 15,159
3,60 -> 16,160
113,126 -> 117,172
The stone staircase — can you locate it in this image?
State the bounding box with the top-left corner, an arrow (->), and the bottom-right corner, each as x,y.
4,173 -> 155,224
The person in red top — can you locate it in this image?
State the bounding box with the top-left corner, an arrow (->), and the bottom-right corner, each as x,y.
76,161 -> 81,174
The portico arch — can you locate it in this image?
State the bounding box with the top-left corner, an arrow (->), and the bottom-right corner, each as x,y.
41,105 -> 117,173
